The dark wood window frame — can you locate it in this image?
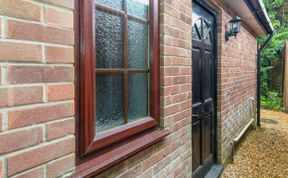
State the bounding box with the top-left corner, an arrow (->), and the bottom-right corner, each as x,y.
74,0 -> 169,177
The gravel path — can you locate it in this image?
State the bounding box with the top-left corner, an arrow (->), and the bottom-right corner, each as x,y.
221,109 -> 288,178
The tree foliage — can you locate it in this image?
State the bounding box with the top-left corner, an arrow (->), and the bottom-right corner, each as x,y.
259,0 -> 288,97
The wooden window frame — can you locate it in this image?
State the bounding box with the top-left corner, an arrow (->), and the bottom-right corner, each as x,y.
74,0 -> 169,176
95,1 -> 150,132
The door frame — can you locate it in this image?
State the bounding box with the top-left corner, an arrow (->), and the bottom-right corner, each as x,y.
192,0 -> 219,165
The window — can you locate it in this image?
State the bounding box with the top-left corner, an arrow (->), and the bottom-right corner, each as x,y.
75,0 -> 169,176
95,0 -> 150,133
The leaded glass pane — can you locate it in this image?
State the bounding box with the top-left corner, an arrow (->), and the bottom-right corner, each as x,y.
128,0 -> 149,19
95,0 -> 123,10
128,20 -> 148,68
128,73 -> 148,122
192,26 -> 200,40
205,31 -> 212,44
96,74 -> 124,133
95,10 -> 124,68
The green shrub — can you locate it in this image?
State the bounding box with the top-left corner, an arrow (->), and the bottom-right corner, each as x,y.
261,94 -> 284,111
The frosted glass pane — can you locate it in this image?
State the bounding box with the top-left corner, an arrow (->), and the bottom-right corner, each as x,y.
96,74 -> 124,133
95,10 -> 124,68
128,73 -> 148,122
128,20 -> 148,68
128,0 -> 149,19
95,0 -> 123,10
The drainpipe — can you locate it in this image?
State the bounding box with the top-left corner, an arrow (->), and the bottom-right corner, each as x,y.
244,0 -> 274,127
257,32 -> 274,126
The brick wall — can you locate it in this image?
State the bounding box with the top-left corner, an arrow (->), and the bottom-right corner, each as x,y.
94,0 -> 193,177
209,0 -> 258,165
0,0 -> 260,177
0,0 -> 75,177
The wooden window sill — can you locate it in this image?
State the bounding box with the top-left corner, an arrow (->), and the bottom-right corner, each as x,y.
74,129 -> 170,178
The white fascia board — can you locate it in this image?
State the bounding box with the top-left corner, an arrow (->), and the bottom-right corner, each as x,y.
224,0 -> 267,36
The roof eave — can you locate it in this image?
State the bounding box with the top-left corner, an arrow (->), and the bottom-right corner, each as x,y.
244,0 -> 274,35
223,0 -> 274,36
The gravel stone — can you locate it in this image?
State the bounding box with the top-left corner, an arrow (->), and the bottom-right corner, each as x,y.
221,109 -> 288,178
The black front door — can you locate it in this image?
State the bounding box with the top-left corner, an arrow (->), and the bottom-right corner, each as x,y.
192,2 -> 216,178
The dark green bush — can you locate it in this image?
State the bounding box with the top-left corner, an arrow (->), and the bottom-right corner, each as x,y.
261,95 -> 284,111
259,0 -> 288,111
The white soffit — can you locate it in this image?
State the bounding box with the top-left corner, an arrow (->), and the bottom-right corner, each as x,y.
224,0 -> 266,36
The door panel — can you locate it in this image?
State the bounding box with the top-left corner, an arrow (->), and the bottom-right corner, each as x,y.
192,120 -> 201,172
203,50 -> 212,99
192,2 -> 216,178
192,47 -> 201,103
203,114 -> 212,158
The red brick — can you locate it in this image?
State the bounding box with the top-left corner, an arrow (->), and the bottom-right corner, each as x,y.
0,42 -> 42,62
13,166 -> 44,178
180,13 -> 192,25
47,83 -> 74,101
0,114 -> 2,132
118,164 -> 142,178
127,147 -> 153,167
143,151 -> 164,171
173,161 -> 186,177
162,25 -> 180,38
7,65 -> 73,84
0,0 -> 41,21
7,20 -> 74,45
162,14 -> 188,31
41,0 -> 74,9
0,86 -> 43,108
8,102 -> 74,129
0,66 -> 2,84
162,3 -> 180,19
45,7 -> 73,28
47,118 -> 74,140
0,159 -> 2,178
104,161 -> 127,178
0,126 -> 43,154
46,46 -> 74,64
0,18 -> 2,38
143,141 -> 180,171
138,168 -> 153,178
162,46 -> 188,57
47,154 -> 75,178
163,104 -> 179,116
8,137 -> 75,176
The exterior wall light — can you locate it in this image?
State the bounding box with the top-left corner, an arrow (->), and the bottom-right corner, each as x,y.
225,15 -> 242,41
